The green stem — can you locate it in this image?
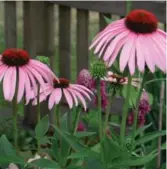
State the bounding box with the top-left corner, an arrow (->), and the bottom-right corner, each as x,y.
104,94 -> 114,134
37,84 -> 41,151
131,72 -> 147,143
72,107 -> 81,134
55,104 -> 60,128
97,79 -> 103,142
120,74 -> 132,147
12,67 -> 19,154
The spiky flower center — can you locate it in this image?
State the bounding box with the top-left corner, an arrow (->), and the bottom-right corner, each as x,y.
1,48 -> 30,66
125,9 -> 158,33
53,78 -> 70,88
90,60 -> 107,79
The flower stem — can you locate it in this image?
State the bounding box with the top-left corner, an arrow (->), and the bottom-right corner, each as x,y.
72,106 -> 81,134
131,72 -> 147,142
12,67 -> 19,154
120,74 -> 132,147
104,94 -> 114,134
37,84 -> 41,151
55,104 -> 60,128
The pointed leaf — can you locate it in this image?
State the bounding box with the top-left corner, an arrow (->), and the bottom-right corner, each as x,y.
35,115 -> 49,139
75,132 -> 96,138
135,123 -> 152,137
0,155 -> 24,165
136,130 -> 166,146
0,135 -> 16,155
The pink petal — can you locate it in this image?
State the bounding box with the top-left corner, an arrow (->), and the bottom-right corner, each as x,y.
48,90 -> 57,109
54,88 -> 62,104
141,36 -> 155,73
107,34 -> 129,67
63,89 -> 73,109
90,21 -> 125,50
104,30 -> 130,62
0,65 -> 8,82
120,33 -> 136,72
157,29 -> 167,38
70,84 -> 93,95
25,65 -> 45,86
136,36 -> 145,72
128,35 -> 137,75
17,67 -> 25,102
32,86 -> 53,105
70,85 -> 91,100
67,88 -> 78,106
30,60 -> 58,81
71,90 -> 87,111
24,71 -> 33,105
3,67 -> 16,101
94,27 -> 126,56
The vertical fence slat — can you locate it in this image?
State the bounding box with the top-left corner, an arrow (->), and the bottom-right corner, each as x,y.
23,2 -> 51,128
76,9 -> 89,74
99,13 -> 111,31
4,1 -> 17,48
59,5 -> 71,79
23,1 -> 36,57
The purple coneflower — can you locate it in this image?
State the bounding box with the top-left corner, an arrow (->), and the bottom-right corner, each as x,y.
0,48 -> 57,104
33,78 -> 93,110
90,9 -> 166,74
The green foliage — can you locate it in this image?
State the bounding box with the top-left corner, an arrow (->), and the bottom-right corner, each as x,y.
36,55 -> 50,66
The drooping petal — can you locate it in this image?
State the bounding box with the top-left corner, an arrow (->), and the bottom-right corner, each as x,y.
107,34 -> 129,67
140,36 -> 155,73
30,60 -> 58,81
24,71 -> 33,105
67,88 -> 78,106
71,89 -> 87,111
70,84 -> 93,95
63,89 -> 73,109
25,65 -> 45,86
70,85 -> 91,100
32,86 -> 53,105
128,35 -> 137,75
136,36 -> 145,72
0,65 -> 8,82
3,67 -> 16,101
48,90 -> 57,110
119,33 -> 136,72
104,30 -> 130,61
17,67 -> 26,102
94,27 -> 126,57
54,88 -> 62,104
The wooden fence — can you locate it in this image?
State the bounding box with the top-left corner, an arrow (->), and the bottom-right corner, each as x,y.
1,1 -> 166,127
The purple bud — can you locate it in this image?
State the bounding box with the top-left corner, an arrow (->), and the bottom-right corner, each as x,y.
77,121 -> 85,132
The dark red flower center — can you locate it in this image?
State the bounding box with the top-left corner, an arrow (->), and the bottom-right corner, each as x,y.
53,78 -> 70,88
1,48 -> 30,66
125,9 -> 158,33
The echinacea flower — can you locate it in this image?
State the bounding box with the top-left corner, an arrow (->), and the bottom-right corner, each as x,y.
104,71 -> 141,88
77,69 -> 93,89
33,78 -> 94,110
0,48 -> 57,104
90,9 -> 166,74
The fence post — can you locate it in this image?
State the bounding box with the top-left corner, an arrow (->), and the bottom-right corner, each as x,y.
76,9 -> 89,75
99,13 -> 111,31
59,5 -> 71,80
4,1 -> 17,48
23,1 -> 54,128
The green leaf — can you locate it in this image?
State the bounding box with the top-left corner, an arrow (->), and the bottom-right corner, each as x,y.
161,163 -> 166,169
29,158 -> 60,169
135,123 -> 152,137
51,125 -> 86,152
0,155 -> 25,165
110,153 -> 157,168
136,130 -> 166,146
67,150 -> 90,159
36,56 -> 50,66
104,16 -> 114,24
148,92 -> 153,105
35,115 -> 49,139
0,135 -> 16,155
75,132 -> 96,138
161,142 -> 166,150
